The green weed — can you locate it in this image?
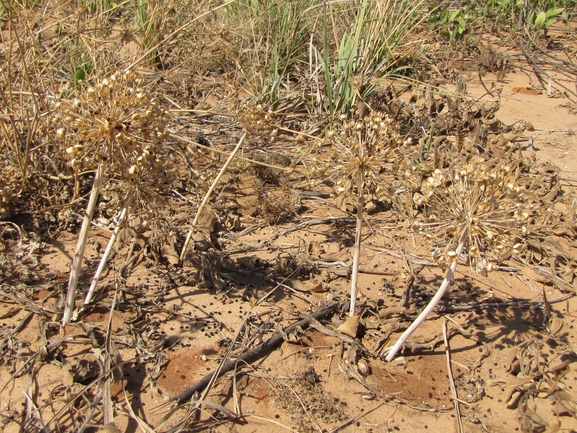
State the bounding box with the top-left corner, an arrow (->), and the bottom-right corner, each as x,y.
428,0 -> 574,40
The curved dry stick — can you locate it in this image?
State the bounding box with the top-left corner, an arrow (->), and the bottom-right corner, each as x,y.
179,132 -> 247,264
385,237 -> 466,362
63,164 -> 105,325
443,319 -> 464,433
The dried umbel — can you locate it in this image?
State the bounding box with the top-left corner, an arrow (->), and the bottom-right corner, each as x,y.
54,72 -> 169,179
236,102 -> 278,141
413,157 -> 533,274
100,156 -> 174,217
324,111 -> 409,204
54,72 -> 174,213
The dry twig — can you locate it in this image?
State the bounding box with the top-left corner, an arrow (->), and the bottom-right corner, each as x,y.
443,319 -> 464,433
171,302 -> 340,404
179,132 -> 247,264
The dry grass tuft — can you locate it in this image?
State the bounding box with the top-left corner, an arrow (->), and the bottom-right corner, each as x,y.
273,367 -> 348,433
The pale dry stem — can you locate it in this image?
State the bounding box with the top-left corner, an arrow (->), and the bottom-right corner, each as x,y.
63,164 -> 105,325
443,319 -> 464,433
179,132 -> 247,264
386,235 -> 466,361
349,161 -> 365,317
84,201 -> 130,305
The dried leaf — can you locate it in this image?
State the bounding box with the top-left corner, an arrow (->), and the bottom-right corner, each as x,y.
523,266 -> 549,284
547,316 -> 565,336
237,256 -> 256,269
378,306 -> 405,319
552,390 -> 577,417
160,234 -> 179,265
505,375 -> 534,402
337,316 -> 359,338
291,278 -> 326,293
308,240 -> 323,257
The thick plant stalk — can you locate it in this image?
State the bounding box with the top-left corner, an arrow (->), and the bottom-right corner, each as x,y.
84,201 -> 130,305
349,169 -> 365,317
179,132 -> 246,264
385,236 -> 466,361
63,164 -> 105,325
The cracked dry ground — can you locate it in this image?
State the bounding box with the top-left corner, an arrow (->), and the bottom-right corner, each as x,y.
2,46 -> 577,433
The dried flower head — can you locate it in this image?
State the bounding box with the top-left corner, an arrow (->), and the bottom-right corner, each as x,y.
323,111 -> 406,206
413,156 -> 533,274
54,71 -> 169,177
100,155 -> 174,216
236,102 -> 278,141
54,72 -> 174,214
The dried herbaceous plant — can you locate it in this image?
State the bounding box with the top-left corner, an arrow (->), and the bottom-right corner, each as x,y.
314,111 -> 412,319
53,71 -> 175,322
414,156 -> 533,275
55,72 -> 173,210
386,156 -> 536,361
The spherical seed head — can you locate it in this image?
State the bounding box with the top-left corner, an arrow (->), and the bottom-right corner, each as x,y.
53,72 -> 174,216
54,72 -> 169,174
415,156 -> 534,274
325,111 -> 407,206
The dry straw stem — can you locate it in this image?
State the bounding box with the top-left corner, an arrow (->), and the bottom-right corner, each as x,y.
102,288 -> 120,425
43,357 -> 137,431
179,132 -> 247,264
63,164 -> 105,325
0,3 -> 50,218
84,201 -> 130,305
349,155 -> 365,317
385,235 -> 465,362
122,388 -> 156,433
443,318 -> 464,433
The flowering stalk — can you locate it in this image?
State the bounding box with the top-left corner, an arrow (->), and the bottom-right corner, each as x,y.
319,112 -> 409,317
386,157 -> 532,360
84,198 -> 131,306
54,72 -> 172,324
386,233 -> 466,361
63,164 -> 104,325
349,145 -> 365,317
